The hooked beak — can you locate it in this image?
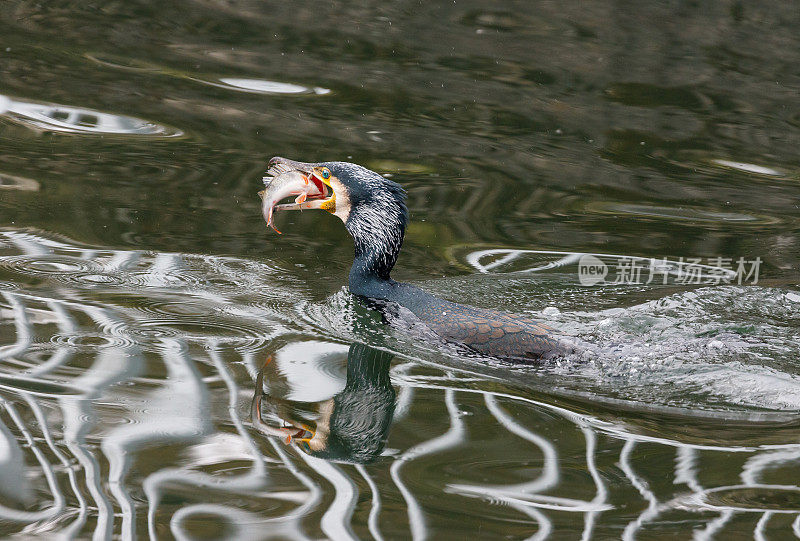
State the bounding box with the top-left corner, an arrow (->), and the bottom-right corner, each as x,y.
251,355 -> 323,447
261,156 -> 336,215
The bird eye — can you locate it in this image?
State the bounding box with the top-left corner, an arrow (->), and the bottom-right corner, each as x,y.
321,168 -> 331,180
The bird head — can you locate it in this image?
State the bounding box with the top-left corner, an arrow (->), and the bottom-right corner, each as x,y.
264,157 -> 408,278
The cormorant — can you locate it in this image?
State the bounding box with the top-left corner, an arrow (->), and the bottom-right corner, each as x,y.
262,157 -> 574,362
252,343 -> 396,464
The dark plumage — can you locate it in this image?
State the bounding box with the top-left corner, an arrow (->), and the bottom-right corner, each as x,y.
251,343 -> 395,464
267,157 -> 573,362
305,343 -> 395,463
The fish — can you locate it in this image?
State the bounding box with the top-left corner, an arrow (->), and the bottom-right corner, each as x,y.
259,164 -> 324,234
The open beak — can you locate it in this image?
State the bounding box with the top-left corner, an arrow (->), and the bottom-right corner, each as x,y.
260,156 -> 336,223
251,355 -> 319,446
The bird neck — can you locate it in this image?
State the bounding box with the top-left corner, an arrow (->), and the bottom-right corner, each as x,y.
344,343 -> 394,391
345,212 -> 404,299
348,249 -> 398,299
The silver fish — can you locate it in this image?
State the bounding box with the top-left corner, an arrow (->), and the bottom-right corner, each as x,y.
259,167 -> 324,234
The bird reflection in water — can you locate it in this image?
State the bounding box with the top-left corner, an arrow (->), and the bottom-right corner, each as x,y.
252,342 -> 396,464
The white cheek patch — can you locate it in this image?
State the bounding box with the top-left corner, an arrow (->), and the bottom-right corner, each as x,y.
325,162 -> 407,275
331,179 -> 352,223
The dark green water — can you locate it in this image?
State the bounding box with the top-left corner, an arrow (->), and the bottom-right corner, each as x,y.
1,1 -> 799,538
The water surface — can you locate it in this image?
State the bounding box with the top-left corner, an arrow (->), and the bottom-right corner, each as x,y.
0,1 -> 799,538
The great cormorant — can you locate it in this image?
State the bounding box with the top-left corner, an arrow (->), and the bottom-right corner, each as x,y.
262,157 -> 573,362
252,343 -> 396,464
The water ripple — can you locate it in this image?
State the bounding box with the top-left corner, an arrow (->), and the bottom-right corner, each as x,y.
693,485 -> 800,513
666,150 -> 797,181
124,317 -> 269,352
50,332 -> 135,351
710,159 -> 785,177
195,77 -> 331,96
0,254 -> 98,276
585,201 -> 779,225
0,173 -> 40,192
0,94 -> 183,137
84,52 -> 331,96
0,229 -> 798,539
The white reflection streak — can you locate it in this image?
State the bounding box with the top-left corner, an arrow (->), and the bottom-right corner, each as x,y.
355,464 -> 384,541
144,346 -> 271,539
391,362 -> 416,421
82,303 -> 126,335
397,379 -> 775,452
742,449 -> 800,485
211,347 -> 264,474
447,395 -> 555,539
675,447 -> 702,492
269,439 -> 323,529
102,339 -> 209,541
390,387 -> 464,541
465,248 -> 735,280
467,249 -> 582,274
241,349 -> 259,379
674,447 -> 736,541
0,399 -> 64,522
59,347 -> 141,541
621,440 -> 660,541
0,408 -> 30,509
694,510 -> 734,541
297,453 -> 359,541
0,95 -> 180,136
146,253 -> 184,285
793,513 -> 800,536
466,249 -> 523,272
0,292 -> 31,361
3,231 -> 107,255
486,394 -> 558,491
755,511 -> 773,541
28,300 -> 75,376
741,449 -> 800,541
170,504 -> 264,541
672,448 -> 736,541
103,250 -> 141,272
4,231 -> 52,256
22,394 -> 88,537
581,426 -> 607,541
